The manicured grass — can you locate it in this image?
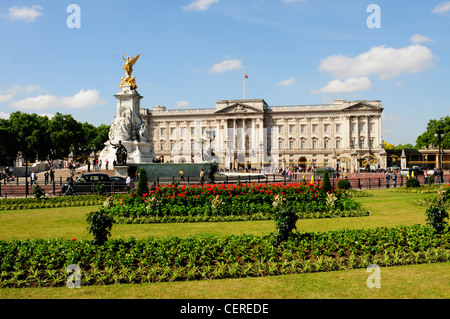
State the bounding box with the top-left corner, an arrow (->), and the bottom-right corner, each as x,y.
0,263 -> 448,299
0,188 -> 447,299
0,189 -> 430,240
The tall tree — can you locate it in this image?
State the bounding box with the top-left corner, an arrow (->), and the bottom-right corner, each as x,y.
415,117 -> 450,150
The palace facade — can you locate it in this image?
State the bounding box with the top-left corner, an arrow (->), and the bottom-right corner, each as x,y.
141,98 -> 385,172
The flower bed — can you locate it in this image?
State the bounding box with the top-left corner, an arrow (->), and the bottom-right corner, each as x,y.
0,224 -> 448,288
106,182 -> 370,224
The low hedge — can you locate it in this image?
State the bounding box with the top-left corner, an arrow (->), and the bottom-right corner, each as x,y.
0,224 -> 448,288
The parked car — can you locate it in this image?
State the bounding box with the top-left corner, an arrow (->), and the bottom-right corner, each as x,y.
62,173 -> 126,194
110,176 -> 127,185
388,165 -> 400,171
400,168 -> 410,176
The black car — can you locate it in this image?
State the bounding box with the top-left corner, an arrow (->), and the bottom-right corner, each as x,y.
62,173 -> 126,194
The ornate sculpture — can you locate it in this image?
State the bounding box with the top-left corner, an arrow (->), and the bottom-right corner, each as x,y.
112,140 -> 128,165
122,53 -> 140,77
121,53 -> 140,90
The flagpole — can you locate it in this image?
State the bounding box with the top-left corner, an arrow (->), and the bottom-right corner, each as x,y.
244,74 -> 246,100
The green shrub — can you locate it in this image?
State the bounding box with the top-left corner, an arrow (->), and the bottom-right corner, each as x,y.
136,168 -> 149,197
273,204 -> 298,243
95,182 -> 105,195
321,171 -> 332,193
425,194 -> 449,233
86,209 -> 114,245
337,179 -> 351,190
32,184 -> 44,199
406,177 -> 420,188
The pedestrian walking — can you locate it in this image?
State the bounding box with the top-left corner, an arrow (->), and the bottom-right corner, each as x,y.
64,173 -> 77,196
50,169 -> 55,183
179,169 -> 184,182
44,171 -> 49,185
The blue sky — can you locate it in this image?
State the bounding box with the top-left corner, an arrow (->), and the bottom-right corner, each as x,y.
1,0 -> 449,146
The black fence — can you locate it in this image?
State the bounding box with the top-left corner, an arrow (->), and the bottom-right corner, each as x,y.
1,173 -> 448,199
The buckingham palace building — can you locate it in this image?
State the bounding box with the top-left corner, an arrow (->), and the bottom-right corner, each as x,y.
140,98 -> 385,172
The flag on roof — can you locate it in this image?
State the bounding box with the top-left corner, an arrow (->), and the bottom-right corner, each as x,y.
244,73 -> 248,79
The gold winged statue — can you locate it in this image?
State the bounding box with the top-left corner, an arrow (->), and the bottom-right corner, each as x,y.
122,53 -> 140,77
121,53 -> 140,90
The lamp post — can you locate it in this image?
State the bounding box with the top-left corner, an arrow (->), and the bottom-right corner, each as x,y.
259,141 -> 264,171
435,128 -> 444,183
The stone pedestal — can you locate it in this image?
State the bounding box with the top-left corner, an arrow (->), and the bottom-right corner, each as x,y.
100,84 -> 155,166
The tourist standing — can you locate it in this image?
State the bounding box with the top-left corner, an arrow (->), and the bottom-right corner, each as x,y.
385,171 -> 390,188
126,174 -> 132,194
392,172 -> 397,188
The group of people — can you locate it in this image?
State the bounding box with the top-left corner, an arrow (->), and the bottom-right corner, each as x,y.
384,171 -> 398,188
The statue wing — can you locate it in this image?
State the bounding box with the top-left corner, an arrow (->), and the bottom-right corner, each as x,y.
130,54 -> 140,66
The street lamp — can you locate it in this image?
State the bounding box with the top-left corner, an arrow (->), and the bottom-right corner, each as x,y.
435,128 -> 444,183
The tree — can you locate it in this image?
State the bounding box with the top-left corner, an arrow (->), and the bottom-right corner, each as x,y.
136,168 -> 149,197
415,116 -> 450,150
381,141 -> 395,150
8,112 -> 51,163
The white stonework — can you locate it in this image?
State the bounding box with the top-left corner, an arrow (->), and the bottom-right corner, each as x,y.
141,99 -> 385,172
100,84 -> 154,165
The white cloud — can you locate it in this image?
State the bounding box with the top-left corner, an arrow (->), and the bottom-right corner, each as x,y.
319,44 -> 435,80
0,85 -> 41,104
175,100 -> 190,108
0,112 -> 10,119
314,77 -> 372,94
183,0 -> 219,11
10,89 -> 106,111
410,34 -> 433,43
0,94 -> 14,103
210,59 -> 243,73
5,5 -> 43,23
432,1 -> 450,14
276,77 -> 295,87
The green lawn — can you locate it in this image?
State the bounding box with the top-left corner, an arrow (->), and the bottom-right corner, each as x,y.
0,189 -> 431,240
0,188 -> 449,299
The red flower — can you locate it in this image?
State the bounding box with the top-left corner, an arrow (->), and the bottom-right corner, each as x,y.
71,238 -> 76,241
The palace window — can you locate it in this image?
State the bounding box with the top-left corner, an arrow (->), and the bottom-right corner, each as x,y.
300,125 -> 306,133
312,124 -> 317,133
301,140 -> 306,150
161,128 -> 166,136
312,140 -> 317,150
289,125 -> 294,134
289,141 -> 294,150
160,142 -> 165,151
324,124 -> 329,133
324,140 -> 329,149
336,140 -> 341,149
336,124 -> 341,133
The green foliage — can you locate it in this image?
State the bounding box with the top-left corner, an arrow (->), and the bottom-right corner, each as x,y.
95,182 -> 105,195
0,111 -> 110,165
136,168 -> 149,197
425,190 -> 449,233
0,224 -> 449,288
406,177 -> 420,188
321,171 -> 332,193
415,116 -> 450,149
106,183 -> 367,224
32,184 -> 45,199
86,209 -> 114,245
337,179 -> 351,190
273,205 -> 298,242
